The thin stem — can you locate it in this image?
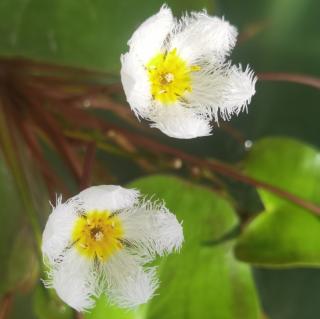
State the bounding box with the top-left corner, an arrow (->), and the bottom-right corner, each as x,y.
220,122 -> 246,144
116,130 -> 320,215
80,142 -> 96,190
0,293 -> 13,319
0,57 -> 114,81
3,58 -> 320,216
60,104 -> 320,215
12,108 -> 69,198
258,72 -> 320,89
5,79 -> 83,184
0,98 -> 42,249
74,311 -> 84,319
23,92 -> 83,184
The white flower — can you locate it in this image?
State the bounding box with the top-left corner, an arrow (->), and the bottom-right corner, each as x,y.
41,185 -> 183,311
121,5 -> 257,139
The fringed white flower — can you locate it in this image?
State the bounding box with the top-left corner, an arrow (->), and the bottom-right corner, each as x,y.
121,5 -> 257,139
42,185 -> 183,312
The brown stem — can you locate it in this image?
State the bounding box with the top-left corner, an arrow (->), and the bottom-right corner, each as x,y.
23,92 -> 83,184
0,293 -> 13,319
3,89 -> 69,197
115,131 -> 320,215
80,142 -> 96,190
74,95 -> 140,128
258,72 -> 320,90
74,311 -> 84,319
54,104 -> 320,215
5,58 -> 319,215
0,57 -> 113,80
18,121 -> 70,197
3,76 -> 83,185
220,122 -> 246,144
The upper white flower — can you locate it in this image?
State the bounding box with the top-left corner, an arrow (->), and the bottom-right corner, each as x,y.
41,185 -> 183,311
121,5 -> 257,139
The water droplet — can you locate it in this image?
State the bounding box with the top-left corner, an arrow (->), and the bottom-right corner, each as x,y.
244,140 -> 253,149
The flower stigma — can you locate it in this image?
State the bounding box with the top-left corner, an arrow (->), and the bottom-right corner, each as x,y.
146,48 -> 200,104
72,210 -> 123,261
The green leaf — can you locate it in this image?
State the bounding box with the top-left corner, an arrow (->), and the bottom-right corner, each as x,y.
0,0 -> 213,72
235,137 -> 320,266
86,175 -> 260,319
85,297 -> 144,319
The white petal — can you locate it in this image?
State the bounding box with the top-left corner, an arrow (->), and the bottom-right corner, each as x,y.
170,12 -> 238,63
218,65 -> 257,120
42,196 -> 80,263
188,63 -> 256,121
187,63 -> 229,120
78,185 -> 140,212
128,5 -> 174,63
104,251 -> 158,308
120,200 -> 183,257
120,52 -> 151,119
150,104 -> 212,139
44,249 -> 96,312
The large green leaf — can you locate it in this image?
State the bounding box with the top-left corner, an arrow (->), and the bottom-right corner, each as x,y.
235,137 -> 320,266
86,175 -> 260,319
0,0 -> 213,72
85,298 -> 144,319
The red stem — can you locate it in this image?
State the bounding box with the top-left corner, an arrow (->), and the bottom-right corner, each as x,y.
3,58 -> 320,215
18,121 -> 70,197
0,293 -> 13,319
74,312 -> 84,319
259,72 -> 320,90
80,142 -> 96,190
126,132 -> 320,214
50,103 -> 320,216
23,92 -> 83,184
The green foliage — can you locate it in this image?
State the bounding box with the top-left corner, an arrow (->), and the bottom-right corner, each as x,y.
85,298 -> 144,319
85,175 -> 260,319
0,0 -> 319,318
235,138 -> 320,266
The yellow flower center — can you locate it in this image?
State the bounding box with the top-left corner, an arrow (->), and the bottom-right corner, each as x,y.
146,49 -> 200,104
72,210 -> 124,261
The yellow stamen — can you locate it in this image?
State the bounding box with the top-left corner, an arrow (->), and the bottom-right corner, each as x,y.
146,49 -> 200,104
72,210 -> 123,261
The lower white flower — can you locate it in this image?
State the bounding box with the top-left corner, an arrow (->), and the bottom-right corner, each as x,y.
121,5 -> 257,139
41,185 -> 183,311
